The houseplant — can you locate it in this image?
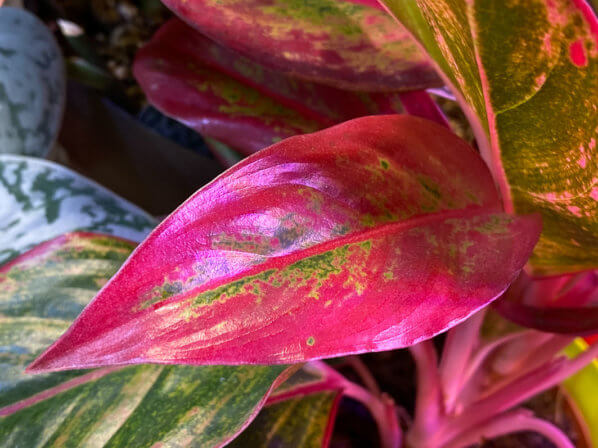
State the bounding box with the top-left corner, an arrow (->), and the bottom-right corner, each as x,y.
1,0 -> 597,446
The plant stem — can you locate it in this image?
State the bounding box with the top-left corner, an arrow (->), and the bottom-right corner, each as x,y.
459,333 -> 573,409
437,340 -> 598,445
443,409 -> 575,448
464,331 -> 526,379
489,332 -> 553,377
311,361 -> 401,448
343,384 -> 402,448
406,340 -> 444,447
348,355 -> 383,396
439,309 -> 485,413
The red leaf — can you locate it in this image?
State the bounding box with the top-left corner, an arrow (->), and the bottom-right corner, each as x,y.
397,90 -> 450,129
494,270 -> 598,334
28,116 -> 540,373
133,18 -> 403,155
493,299 -> 598,336
160,0 -> 440,92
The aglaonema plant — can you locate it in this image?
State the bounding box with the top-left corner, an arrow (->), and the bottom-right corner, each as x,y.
1,0 -> 598,447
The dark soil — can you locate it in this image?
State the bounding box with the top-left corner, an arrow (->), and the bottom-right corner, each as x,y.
26,0 -> 171,111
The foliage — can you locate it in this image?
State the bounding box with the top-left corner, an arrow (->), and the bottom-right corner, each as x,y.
382,0 -> 598,275
1,0 -> 598,447
0,7 -> 65,157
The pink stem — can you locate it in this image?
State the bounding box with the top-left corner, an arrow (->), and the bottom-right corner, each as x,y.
439,309 -> 485,413
455,330 -> 547,409
443,409 -> 575,448
311,361 -> 401,448
347,355 -> 383,397
406,340 -> 444,447
398,90 -> 451,128
437,341 -> 598,445
487,332 -> 553,377
507,334 -> 574,379
461,334 -> 574,410
343,384 -> 402,448
461,330 -> 528,388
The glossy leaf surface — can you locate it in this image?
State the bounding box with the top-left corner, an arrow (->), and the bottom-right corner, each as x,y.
0,155 -> 155,265
134,18 -> 403,155
29,116 -> 541,372
161,0 -> 439,92
0,233 -> 290,447
382,0 -> 598,275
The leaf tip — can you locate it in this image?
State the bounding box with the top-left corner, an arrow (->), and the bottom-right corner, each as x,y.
25,350 -> 64,374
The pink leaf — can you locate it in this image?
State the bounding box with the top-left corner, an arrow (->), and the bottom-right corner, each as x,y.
494,271 -> 598,334
28,115 -> 540,373
494,298 -> 598,336
160,0 -> 440,92
398,90 -> 450,128
134,18 -> 403,155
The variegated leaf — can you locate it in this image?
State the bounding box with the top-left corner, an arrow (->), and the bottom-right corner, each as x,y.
0,7 -> 65,157
232,362 -> 348,448
28,115 -> 540,372
0,155 -> 155,264
134,18 -> 403,155
382,0 -> 598,275
230,391 -> 341,448
161,0 -> 439,92
0,233 -> 291,447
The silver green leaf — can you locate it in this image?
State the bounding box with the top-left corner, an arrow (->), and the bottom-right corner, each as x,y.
0,155 -> 156,264
0,7 -> 66,157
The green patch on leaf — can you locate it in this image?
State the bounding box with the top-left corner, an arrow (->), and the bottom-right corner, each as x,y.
382,0 -> 598,275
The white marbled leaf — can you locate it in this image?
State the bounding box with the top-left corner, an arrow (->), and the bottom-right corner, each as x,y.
0,155 -> 156,264
0,7 -> 66,157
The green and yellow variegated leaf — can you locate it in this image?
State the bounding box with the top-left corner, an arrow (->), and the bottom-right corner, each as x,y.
0,233 -> 290,447
161,0 -> 439,92
231,362 -> 347,447
383,0 -> 598,275
230,391 -> 341,448
0,155 -> 155,264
